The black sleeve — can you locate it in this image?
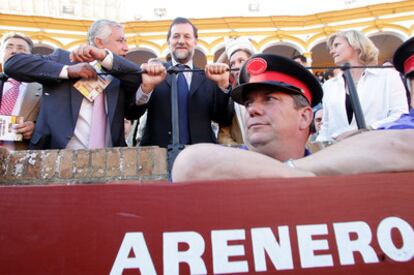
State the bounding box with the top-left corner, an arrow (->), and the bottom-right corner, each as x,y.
4,49 -> 68,84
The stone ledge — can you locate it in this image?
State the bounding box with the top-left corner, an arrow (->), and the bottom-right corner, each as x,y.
0,147 -> 168,185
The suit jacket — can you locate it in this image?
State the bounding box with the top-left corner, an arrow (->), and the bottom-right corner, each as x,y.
0,80 -> 42,150
137,62 -> 233,147
4,49 -> 142,149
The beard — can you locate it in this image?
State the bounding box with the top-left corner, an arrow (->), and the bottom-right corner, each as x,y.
172,47 -> 194,63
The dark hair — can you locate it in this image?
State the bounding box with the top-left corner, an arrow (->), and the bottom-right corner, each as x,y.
1,32 -> 34,52
167,17 -> 198,40
290,93 -> 312,134
290,93 -> 311,109
292,54 -> 307,64
323,69 -> 335,80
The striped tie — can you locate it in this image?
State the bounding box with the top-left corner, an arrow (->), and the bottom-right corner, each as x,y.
0,79 -> 21,115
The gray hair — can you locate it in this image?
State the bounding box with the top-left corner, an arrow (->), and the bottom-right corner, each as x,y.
290,93 -> 311,109
87,19 -> 123,46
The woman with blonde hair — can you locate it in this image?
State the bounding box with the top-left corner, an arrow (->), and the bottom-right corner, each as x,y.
317,30 -> 408,141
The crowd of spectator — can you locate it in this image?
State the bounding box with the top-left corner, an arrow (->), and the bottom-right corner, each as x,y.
0,17 -> 413,179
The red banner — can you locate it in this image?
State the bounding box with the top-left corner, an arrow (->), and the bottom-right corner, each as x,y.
0,172 -> 413,274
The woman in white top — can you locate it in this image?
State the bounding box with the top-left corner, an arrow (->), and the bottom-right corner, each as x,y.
317,30 -> 408,142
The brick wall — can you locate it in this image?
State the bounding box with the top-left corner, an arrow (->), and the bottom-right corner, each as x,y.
0,147 -> 168,185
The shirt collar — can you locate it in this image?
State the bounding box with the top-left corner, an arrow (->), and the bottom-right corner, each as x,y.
332,67 -> 381,84
172,58 -> 193,69
5,79 -> 26,87
363,67 -> 381,76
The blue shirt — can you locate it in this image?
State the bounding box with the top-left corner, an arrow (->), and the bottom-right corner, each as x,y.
377,109 -> 414,130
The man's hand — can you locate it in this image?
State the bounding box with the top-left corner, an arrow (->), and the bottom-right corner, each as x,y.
67,63 -> 97,79
70,45 -> 107,63
205,63 -> 230,90
140,63 -> 167,94
13,121 -> 35,140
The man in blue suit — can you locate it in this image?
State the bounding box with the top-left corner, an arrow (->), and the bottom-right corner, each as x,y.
4,19 -> 141,150
136,17 -> 233,147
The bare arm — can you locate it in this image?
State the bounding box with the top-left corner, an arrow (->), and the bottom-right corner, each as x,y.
173,130 -> 414,182
172,144 -> 314,182
295,129 -> 414,175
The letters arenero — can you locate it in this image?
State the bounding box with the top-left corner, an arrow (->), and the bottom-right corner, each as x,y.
0,172 -> 413,274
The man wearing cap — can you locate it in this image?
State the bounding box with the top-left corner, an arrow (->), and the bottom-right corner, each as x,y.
172,53 -> 323,180
231,54 -> 322,160
172,51 -> 413,182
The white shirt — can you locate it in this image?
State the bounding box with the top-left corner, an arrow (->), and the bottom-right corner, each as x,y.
317,68 -> 409,142
64,51 -> 114,149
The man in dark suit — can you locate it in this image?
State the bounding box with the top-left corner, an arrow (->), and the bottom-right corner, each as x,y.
4,19 -> 141,150
0,32 -> 42,151
136,17 -> 232,147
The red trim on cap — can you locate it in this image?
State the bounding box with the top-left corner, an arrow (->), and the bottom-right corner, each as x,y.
249,71 -> 312,104
403,55 -> 414,76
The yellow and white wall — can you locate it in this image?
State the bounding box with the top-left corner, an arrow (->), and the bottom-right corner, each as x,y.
0,0 -> 413,68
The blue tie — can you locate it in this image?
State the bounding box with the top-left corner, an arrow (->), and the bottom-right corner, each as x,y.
177,64 -> 190,144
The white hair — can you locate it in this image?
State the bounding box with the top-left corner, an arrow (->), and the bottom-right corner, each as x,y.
87,19 -> 123,46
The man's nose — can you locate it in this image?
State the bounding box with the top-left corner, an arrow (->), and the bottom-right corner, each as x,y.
177,36 -> 185,44
247,101 -> 263,116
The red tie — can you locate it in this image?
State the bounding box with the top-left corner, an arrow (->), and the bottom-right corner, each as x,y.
89,92 -> 107,149
0,79 -> 21,115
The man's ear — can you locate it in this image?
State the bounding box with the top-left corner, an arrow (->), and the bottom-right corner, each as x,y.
94,38 -> 104,49
299,106 -> 313,130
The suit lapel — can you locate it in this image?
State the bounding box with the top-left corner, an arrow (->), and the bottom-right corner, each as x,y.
71,83 -> 84,124
105,78 -> 119,125
19,83 -> 42,120
165,62 -> 173,88
189,69 -> 205,95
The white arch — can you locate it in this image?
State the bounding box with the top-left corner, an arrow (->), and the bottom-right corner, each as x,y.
367,30 -> 407,42
211,42 -> 226,54
33,41 -> 58,49
309,37 -> 328,52
128,46 -> 158,56
260,41 -> 305,55
195,45 -> 208,55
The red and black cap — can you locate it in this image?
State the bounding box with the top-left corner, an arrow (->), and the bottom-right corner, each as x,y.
393,36 -> 414,77
231,54 -> 323,107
